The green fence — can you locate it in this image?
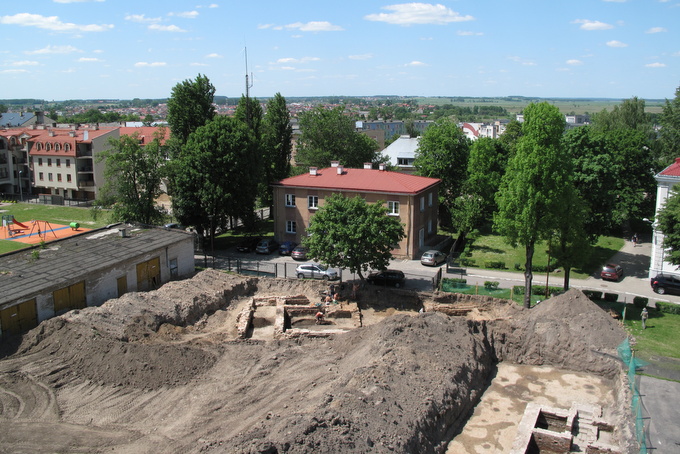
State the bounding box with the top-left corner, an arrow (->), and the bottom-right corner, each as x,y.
617,338 -> 649,454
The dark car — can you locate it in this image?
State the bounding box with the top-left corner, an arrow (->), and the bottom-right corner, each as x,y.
420,250 -> 447,267
255,238 -> 280,254
291,245 -> 308,261
236,236 -> 261,253
279,241 -> 297,255
600,263 -> 624,281
651,274 -> 680,295
366,269 -> 406,288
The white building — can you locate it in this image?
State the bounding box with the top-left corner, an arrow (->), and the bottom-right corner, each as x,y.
649,158 -> 680,278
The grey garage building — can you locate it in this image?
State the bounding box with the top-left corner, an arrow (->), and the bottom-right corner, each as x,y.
0,224 -> 195,338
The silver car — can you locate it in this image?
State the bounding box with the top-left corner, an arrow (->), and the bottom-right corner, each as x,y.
295,263 -> 338,281
421,250 -> 447,266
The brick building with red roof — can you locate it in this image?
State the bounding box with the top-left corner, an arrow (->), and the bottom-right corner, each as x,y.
272,162 -> 441,259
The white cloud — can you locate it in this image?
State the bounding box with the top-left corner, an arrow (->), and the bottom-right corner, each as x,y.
25,45 -> 82,55
0,13 -> 113,32
606,40 -> 628,47
364,3 -> 474,26
602,0 -> 626,2
169,11 -> 199,19
191,62 -> 208,66
646,62 -> 666,67
349,54 -> 373,60
11,60 -> 39,66
78,57 -> 102,62
258,24 -> 273,29
276,57 -> 320,64
53,0 -> 104,3
406,61 -> 427,67
205,53 -> 222,58
508,56 -> 537,66
283,21 -> 343,32
134,61 -> 167,67
572,19 -> 614,30
646,27 -> 667,33
566,59 -> 584,65
0,69 -> 29,74
148,24 -> 186,32
457,30 -> 483,36
209,3 -> 218,7
125,14 -> 161,24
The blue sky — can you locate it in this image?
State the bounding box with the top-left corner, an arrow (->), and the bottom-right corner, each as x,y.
1,0 -> 678,101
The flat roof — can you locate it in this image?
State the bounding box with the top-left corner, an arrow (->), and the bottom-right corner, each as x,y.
0,225 -> 194,306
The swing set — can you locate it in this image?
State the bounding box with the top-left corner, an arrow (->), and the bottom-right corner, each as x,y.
2,215 -> 58,241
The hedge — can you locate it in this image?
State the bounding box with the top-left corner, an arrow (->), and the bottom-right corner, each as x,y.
484,281 -> 499,290
656,301 -> 680,315
633,296 -> 649,309
484,261 -> 506,270
603,293 -> 619,302
583,290 -> 603,301
512,285 -> 562,296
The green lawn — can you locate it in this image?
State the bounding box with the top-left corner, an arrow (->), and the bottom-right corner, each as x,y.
462,234 -> 625,279
0,203 -> 113,254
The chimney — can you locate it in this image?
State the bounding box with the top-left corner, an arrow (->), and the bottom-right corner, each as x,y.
69,130 -> 76,137
330,161 -> 340,168
48,129 -> 54,137
119,228 -> 128,238
379,163 -> 386,171
309,167 -> 318,176
336,165 -> 344,175
363,162 -> 372,170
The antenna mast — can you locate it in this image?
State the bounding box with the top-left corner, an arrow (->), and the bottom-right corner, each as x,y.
244,47 -> 253,127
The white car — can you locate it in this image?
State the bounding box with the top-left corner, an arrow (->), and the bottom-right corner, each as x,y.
295,263 -> 338,281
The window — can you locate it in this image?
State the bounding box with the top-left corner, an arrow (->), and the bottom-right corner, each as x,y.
169,258 -> 178,279
397,158 -> 410,166
428,219 -> 433,234
57,174 -> 62,182
48,173 -> 53,181
47,158 -> 52,167
428,193 -> 433,207
420,196 -> 425,212
55,143 -> 61,151
56,159 -> 61,167
67,174 -> 72,182
39,172 -> 44,181
38,158 -> 43,166
65,159 -> 70,167
64,144 -> 70,152
285,194 -> 296,207
308,195 -> 319,209
388,201 -> 400,215
286,220 -> 297,234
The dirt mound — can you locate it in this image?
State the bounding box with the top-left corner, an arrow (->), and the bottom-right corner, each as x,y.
491,288 -> 627,378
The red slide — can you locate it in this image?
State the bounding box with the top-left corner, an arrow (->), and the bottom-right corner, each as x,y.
12,219 -> 29,229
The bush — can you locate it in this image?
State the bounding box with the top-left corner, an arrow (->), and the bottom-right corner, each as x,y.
514,263 -> 522,271
633,296 -> 649,309
582,290 -> 603,301
604,293 -> 618,302
484,281 -> 499,290
656,301 -> 680,315
460,258 -> 475,267
484,261 -> 506,270
512,285 -> 561,296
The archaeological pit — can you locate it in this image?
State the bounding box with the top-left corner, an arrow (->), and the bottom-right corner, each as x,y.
0,269 -> 637,453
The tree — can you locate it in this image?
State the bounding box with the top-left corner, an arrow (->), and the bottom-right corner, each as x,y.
96,129 -> 168,225
494,102 -> 570,308
169,116 -> 259,239
304,194 -> 405,280
142,114 -> 154,126
659,85 -> 680,168
295,106 -> 379,169
166,74 -> 215,145
261,93 -> 293,208
414,118 -> 470,226
657,190 -> 680,266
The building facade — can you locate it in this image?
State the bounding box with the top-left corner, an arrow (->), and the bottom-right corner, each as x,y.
272,163 -> 441,259
649,158 -> 680,278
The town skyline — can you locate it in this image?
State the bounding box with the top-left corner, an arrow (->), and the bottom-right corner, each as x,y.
1,1 -> 678,101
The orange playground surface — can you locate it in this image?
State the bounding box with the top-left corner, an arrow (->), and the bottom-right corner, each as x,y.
1,220 -> 91,245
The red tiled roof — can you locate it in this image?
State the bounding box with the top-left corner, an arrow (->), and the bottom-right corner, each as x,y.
18,127 -> 116,157
274,167 -> 440,194
119,126 -> 168,145
659,158 -> 680,177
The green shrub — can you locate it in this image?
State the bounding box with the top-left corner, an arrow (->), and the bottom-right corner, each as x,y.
514,263 -> 522,271
460,258 -> 475,267
484,261 -> 506,270
582,290 -> 603,301
633,296 -> 649,309
512,285 -> 561,296
604,293 -> 618,302
449,278 -> 467,285
484,281 -> 499,290
656,301 -> 680,315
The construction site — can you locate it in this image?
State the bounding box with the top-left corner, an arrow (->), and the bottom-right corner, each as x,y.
0,269 -> 637,453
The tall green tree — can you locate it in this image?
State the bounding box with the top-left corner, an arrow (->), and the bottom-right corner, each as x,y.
494,102 -> 570,308
169,116 -> 259,239
414,118 -> 471,226
659,85 -> 680,168
166,74 -> 216,145
261,93 -> 293,208
304,194 -> 405,280
296,106 -> 379,169
97,129 -> 168,225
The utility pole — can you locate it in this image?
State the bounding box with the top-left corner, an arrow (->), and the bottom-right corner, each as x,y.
244,47 -> 253,127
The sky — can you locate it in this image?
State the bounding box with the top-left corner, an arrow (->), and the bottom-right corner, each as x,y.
1,0 -> 678,101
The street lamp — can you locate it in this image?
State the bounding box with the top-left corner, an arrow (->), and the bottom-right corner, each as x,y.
18,170 -> 23,202
643,218 -> 664,275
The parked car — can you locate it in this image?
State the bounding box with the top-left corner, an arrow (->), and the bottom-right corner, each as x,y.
279,241 -> 297,255
366,269 -> 406,288
255,238 -> 280,254
164,223 -> 183,230
236,236 -> 261,253
291,245 -> 308,261
295,263 -> 338,281
651,274 -> 680,295
420,250 -> 447,267
600,263 -> 624,281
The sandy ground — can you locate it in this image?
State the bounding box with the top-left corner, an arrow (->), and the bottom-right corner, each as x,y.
0,270 -> 636,453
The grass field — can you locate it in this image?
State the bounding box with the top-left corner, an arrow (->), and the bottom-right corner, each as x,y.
0,203 -> 113,254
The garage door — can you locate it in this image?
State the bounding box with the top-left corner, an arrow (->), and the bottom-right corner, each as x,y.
1,299 -> 37,337
53,281 -> 86,314
136,257 -> 160,292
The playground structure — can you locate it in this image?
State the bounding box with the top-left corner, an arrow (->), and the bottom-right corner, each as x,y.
1,215 -> 85,244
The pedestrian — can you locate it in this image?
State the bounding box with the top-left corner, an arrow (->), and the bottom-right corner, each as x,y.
632,233 -> 639,247
641,307 -> 649,329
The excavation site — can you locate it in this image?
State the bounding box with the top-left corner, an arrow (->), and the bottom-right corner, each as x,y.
0,269 -> 637,453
